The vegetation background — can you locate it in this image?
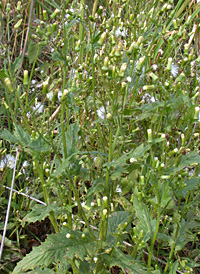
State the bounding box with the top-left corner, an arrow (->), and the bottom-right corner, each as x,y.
0,0 -> 200,273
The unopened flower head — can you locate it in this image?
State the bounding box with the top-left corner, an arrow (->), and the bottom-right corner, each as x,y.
94,257 -> 98,263
0,154 -> 16,170
103,209 -> 107,215
171,63 -> 179,78
130,157 -> 137,163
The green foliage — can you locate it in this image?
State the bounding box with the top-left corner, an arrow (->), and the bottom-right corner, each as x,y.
1,0 -> 200,273
13,228 -> 96,274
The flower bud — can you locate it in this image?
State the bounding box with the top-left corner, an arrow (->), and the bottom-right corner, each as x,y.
23,70 -> 29,85
102,57 -> 109,71
5,78 -> 13,92
42,81 -> 48,94
147,128 -> 153,143
50,8 -> 60,19
166,57 -> 173,71
98,32 -> 106,46
17,1 -> 21,12
194,106 -> 199,120
43,9 -> 47,20
115,42 -> 123,57
118,63 -> 127,77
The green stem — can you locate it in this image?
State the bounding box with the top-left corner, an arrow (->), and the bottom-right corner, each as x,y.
34,159 -> 59,233
91,43 -> 105,151
147,181 -> 160,273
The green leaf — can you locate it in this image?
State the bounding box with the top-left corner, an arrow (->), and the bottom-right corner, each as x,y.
26,268 -> 55,274
14,123 -> 31,146
13,228 -> 96,274
167,151 -> 200,175
29,137 -> 49,152
51,52 -> 64,61
109,248 -> 147,274
11,54 -> 22,72
130,143 -> 151,158
65,122 -> 79,157
134,189 -> 156,240
0,69 -> 7,80
178,177 -> 200,196
0,129 -> 19,144
22,204 -> 59,225
28,41 -> 42,64
169,261 -> 179,274
107,211 -> 131,235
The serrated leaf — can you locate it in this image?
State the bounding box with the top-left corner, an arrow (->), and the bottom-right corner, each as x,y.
0,129 -> 19,144
28,41 -> 42,64
14,123 -> 31,146
22,204 -> 59,225
109,248 -> 147,274
11,54 -> 22,72
13,228 -> 96,274
65,122 -> 79,157
169,261 -> 179,274
107,211 -> 131,235
130,143 -> 151,158
29,137 -> 49,152
134,189 -> 156,240
26,267 -> 55,274
51,52 -> 64,61
167,151 -> 200,174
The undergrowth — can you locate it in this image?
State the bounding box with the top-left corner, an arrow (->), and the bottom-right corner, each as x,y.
0,0 -> 200,273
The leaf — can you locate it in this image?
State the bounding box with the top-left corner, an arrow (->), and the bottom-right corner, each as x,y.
0,129 -> 19,144
178,177 -> 200,196
13,228 -> 96,274
22,204 -> 59,225
169,261 -> 179,274
131,143 -> 151,158
167,151 -> 200,175
26,268 -> 55,274
0,69 -> 7,80
14,123 -> 31,146
109,248 -> 147,274
51,52 -> 65,61
134,189 -> 156,240
29,137 -> 49,152
86,178 -> 105,197
28,41 -> 42,64
65,122 -> 79,157
11,54 -> 22,72
107,211 -> 131,235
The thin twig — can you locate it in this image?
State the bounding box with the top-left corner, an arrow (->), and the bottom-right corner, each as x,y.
20,0 -> 34,69
2,185 -> 46,206
0,149 -> 19,261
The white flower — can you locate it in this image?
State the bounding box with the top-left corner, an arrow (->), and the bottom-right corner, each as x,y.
47,91 -> 54,101
116,186 -> 122,194
58,90 -> 63,101
130,157 -> 137,163
94,257 -> 98,263
36,83 -> 43,88
33,102 -> 44,114
31,79 -> 36,85
0,154 -> 16,170
97,106 -> 105,119
171,63 -> 179,78
22,161 -> 29,168
127,76 -> 132,82
152,64 -> 158,71
115,27 -> 127,38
